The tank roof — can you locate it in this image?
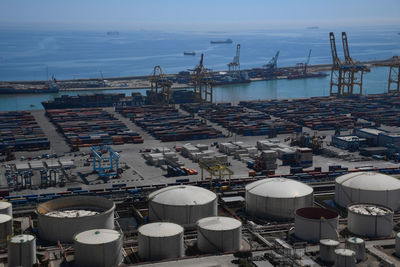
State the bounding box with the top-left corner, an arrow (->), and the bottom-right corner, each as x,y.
336,172 -> 400,191
74,229 -> 120,245
9,234 -> 35,244
0,214 -> 11,223
139,222 -> 183,237
197,216 -> 242,231
148,185 -> 216,206
335,248 -> 355,256
346,237 -> 364,244
36,195 -> 115,217
296,207 -> 338,220
0,202 -> 11,208
320,239 -> 339,246
348,203 -> 393,215
46,209 -> 100,218
245,178 -> 313,198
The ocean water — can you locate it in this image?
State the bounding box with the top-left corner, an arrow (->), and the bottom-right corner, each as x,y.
0,26 -> 399,111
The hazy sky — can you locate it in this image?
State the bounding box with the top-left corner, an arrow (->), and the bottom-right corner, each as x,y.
1,0 -> 399,31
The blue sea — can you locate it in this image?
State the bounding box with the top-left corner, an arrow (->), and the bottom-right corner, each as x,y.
0,26 -> 399,111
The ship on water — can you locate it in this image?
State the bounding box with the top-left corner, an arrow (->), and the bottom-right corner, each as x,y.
210,38 -> 233,44
0,79 -> 59,94
183,51 -> 196,56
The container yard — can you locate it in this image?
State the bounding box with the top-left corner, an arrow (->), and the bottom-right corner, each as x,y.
116,105 -> 224,142
0,111 -> 50,156
46,108 -> 143,150
181,103 -> 302,136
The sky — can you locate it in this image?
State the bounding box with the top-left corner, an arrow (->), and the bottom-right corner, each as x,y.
1,0 -> 400,31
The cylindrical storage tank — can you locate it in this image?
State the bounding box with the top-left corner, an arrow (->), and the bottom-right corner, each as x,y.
138,222 -> 184,261
74,229 -> 122,267
36,196 -> 115,242
197,216 -> 242,253
8,234 -> 36,267
395,232 -> 400,257
0,201 -> 12,216
335,172 -> 400,211
345,237 -> 365,262
319,239 -> 339,263
0,214 -> 12,247
347,203 -> 393,238
245,178 -> 313,220
295,207 -> 339,242
148,185 -> 217,227
334,249 -> 356,267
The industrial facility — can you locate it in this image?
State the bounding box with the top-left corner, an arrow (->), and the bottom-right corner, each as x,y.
0,30 -> 400,267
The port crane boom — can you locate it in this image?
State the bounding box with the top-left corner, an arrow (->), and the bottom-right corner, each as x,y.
375,56 -> 400,93
264,51 -> 279,70
192,53 -> 213,104
149,65 -> 172,105
228,44 -> 240,72
329,32 -> 369,96
304,49 -> 312,74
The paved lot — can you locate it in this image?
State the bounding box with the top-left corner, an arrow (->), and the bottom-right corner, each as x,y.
1,107 -> 399,196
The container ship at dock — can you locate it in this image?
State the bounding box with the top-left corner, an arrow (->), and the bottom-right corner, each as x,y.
41,90 -> 196,110
0,81 -> 59,94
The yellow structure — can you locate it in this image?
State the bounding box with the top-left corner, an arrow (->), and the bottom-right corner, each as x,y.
198,159 -> 233,188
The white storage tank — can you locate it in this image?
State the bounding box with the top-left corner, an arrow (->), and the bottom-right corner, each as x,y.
345,237 -> 365,262
0,214 -> 12,247
138,222 -> 184,261
0,201 -> 12,216
334,249 -> 356,267
8,234 -> 36,267
148,185 -> 217,227
396,232 -> 400,257
197,216 -> 242,253
335,172 -> 400,211
74,229 -> 122,267
295,207 -> 339,242
319,239 -> 339,263
245,178 -> 313,220
347,203 -> 393,238
36,196 -> 115,242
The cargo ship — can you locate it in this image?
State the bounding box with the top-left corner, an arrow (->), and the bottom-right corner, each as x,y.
210,39 -> 233,44
41,93 -> 136,109
287,72 -> 329,80
0,81 -> 59,94
183,51 -> 196,56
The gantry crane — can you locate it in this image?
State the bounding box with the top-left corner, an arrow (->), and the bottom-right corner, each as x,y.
376,56 -> 400,93
304,49 -> 312,74
198,158 -> 233,189
264,51 -> 279,71
228,44 -> 241,72
149,65 -> 172,105
329,32 -> 370,96
329,32 -> 343,95
191,53 -> 213,104
296,49 -> 312,75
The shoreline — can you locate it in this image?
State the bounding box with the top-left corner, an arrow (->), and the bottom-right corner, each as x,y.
1,59 -> 389,84
0,58 -> 393,94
